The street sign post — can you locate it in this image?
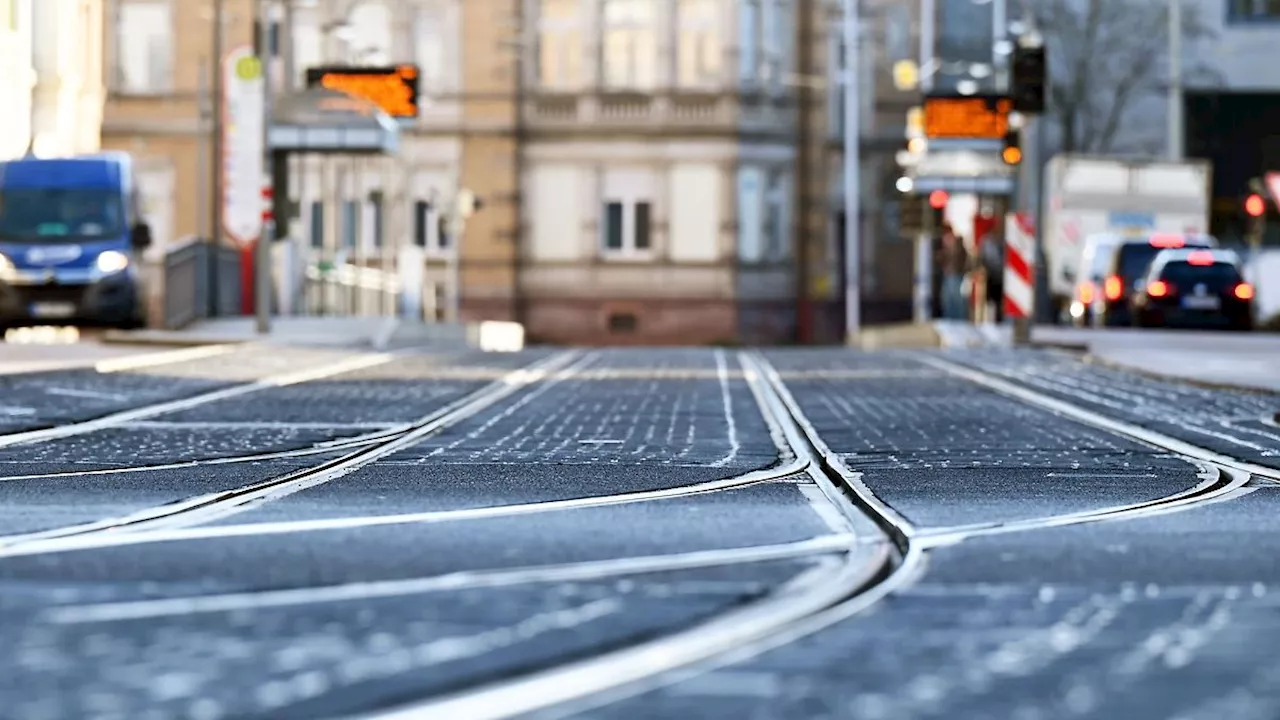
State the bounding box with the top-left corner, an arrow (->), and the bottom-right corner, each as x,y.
222,46 -> 265,248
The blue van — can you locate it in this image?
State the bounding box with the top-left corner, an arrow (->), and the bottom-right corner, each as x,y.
0,152 -> 152,329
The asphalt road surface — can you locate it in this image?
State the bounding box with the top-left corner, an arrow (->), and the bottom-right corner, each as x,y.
0,342 -> 1277,719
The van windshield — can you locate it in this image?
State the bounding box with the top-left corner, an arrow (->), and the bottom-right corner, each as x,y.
0,188 -> 126,241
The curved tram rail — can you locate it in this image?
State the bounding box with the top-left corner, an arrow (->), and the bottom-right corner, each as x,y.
1,348 -> 1271,719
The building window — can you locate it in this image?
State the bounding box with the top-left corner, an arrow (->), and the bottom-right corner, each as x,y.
538,0 -> 581,89
761,0 -> 788,89
415,9 -> 445,97
828,31 -> 844,137
602,0 -> 656,90
113,0 -> 172,94
676,0 -> 721,87
601,200 -> 652,255
341,201 -> 357,249
1229,0 -> 1280,20
738,0 -> 760,85
603,201 -> 625,251
368,191 -> 384,249
309,201 -> 324,249
347,2 -> 392,64
292,20 -> 322,86
634,201 -> 652,250
413,201 -> 451,253
764,171 -> 788,259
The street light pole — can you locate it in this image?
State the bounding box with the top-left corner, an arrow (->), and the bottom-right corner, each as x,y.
841,0 -> 861,343
1167,0 -> 1183,161
256,0 -> 273,334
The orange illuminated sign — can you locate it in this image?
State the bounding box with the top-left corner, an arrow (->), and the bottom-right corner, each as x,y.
923,96 -> 1012,139
304,65 -> 420,119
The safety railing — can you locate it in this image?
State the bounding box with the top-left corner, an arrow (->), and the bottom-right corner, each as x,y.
300,261 -> 400,317
160,236 -> 243,329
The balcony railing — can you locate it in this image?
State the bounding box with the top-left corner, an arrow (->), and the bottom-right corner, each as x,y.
524,91 -> 781,131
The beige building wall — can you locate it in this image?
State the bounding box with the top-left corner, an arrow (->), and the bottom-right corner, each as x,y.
31,0 -> 107,158
0,0 -> 36,160
102,0 -> 256,252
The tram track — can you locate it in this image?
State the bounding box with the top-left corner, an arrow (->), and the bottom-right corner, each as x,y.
6,347 -> 1276,720
353,350 -> 1275,719
0,350 -> 589,555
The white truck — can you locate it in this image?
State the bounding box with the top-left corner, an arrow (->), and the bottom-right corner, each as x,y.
1042,154 -> 1212,320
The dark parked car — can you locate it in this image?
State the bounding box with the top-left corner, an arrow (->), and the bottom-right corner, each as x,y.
1095,233 -> 1217,327
1130,248 -> 1254,331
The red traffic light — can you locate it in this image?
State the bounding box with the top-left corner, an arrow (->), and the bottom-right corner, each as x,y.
1245,193 -> 1266,217
929,190 -> 949,209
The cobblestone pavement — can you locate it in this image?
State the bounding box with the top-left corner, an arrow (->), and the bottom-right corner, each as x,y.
0,344 -> 1277,719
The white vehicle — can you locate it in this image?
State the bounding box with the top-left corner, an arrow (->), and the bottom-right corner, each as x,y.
1067,232 -> 1124,326
1042,154 -> 1212,321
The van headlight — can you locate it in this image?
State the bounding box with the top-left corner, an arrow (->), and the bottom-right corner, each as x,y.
95,250 -> 130,274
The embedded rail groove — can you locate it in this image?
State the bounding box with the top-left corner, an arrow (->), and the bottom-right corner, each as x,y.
372,351 -> 1273,720
352,351 -> 914,720
918,354 -> 1280,485
0,350 -> 588,555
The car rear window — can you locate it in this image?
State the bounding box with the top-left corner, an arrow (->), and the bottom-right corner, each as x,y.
1115,240 -> 1213,283
1159,261 -> 1243,290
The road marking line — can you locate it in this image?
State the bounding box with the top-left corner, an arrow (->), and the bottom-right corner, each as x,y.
43,535 -> 852,624
92,344 -> 238,373
0,352 -> 396,450
43,387 -> 131,402
4,455 -> 809,555
918,354 -> 1280,484
917,464 -> 1249,547
707,349 -> 741,468
0,351 -> 590,555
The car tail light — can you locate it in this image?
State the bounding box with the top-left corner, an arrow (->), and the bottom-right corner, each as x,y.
1149,234 -> 1186,248
1104,276 -> 1123,301
1078,282 -> 1095,304
1187,251 -> 1215,266
1147,280 -> 1171,298
1234,283 -> 1255,300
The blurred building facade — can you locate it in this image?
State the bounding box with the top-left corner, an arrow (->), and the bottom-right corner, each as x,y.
94,0 -> 933,344
0,0 -> 105,161
0,0 -> 36,160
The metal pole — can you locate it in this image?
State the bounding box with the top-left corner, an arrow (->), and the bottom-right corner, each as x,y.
196,57 -> 209,246
841,0 -> 861,343
1167,0 -> 1183,161
210,0 -> 225,316
256,0 -> 273,334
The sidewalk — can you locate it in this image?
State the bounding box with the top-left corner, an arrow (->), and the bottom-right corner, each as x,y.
931,321 -> 1280,395
102,317 -> 527,353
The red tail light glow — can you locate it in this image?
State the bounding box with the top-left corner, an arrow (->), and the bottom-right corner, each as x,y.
1187,251 -> 1216,266
1146,280 -> 1171,298
1149,234 -> 1186,248
1104,276 -> 1123,301
1078,282 -> 1095,304
1235,283 -> 1255,300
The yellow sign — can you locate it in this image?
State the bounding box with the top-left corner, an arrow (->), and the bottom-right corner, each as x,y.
923,96 -> 1011,139
235,56 -> 262,80
306,65 -> 421,119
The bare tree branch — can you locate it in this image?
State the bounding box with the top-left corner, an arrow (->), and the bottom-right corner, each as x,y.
1029,0 -> 1218,155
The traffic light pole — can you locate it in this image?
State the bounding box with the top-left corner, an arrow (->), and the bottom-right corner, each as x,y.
841,0 -> 861,344
256,0 -> 273,335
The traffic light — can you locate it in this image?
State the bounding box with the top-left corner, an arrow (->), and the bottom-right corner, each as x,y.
1245,193 -> 1266,218
1002,129 -> 1023,165
1011,44 -> 1046,114
929,190 -> 949,209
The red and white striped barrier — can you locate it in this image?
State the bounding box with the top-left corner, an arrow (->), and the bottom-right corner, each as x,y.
1004,211 -> 1035,320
